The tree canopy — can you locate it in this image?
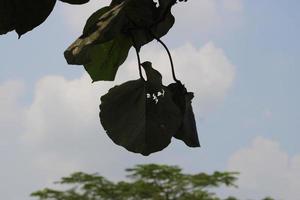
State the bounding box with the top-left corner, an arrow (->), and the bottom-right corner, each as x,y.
31,164 -> 275,200
31,164 -> 239,200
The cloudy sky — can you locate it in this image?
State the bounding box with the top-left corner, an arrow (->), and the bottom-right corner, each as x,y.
1,0 -> 300,199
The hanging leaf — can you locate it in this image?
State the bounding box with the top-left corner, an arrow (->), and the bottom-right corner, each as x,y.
124,0 -> 157,28
131,12 -> 175,49
64,5 -> 132,81
84,35 -> 132,81
82,6 -> 111,34
64,2 -> 128,65
64,0 -> 178,82
168,82 -> 200,147
100,62 -> 182,155
0,0 -> 56,36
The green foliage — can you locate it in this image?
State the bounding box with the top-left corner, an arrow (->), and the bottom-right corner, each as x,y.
31,164 -> 239,200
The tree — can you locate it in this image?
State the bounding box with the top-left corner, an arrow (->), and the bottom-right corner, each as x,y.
31,164 -> 239,200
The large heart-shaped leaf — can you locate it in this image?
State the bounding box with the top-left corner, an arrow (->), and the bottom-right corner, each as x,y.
100,62 -> 182,155
0,0 -> 56,36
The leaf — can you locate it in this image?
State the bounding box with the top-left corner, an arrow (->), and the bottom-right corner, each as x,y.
84,35 -> 132,82
124,0 -> 157,28
81,6 -> 133,81
64,0 -> 157,65
168,82 -> 200,147
64,3 -> 128,65
59,0 -> 89,4
131,11 -> 175,48
83,6 -> 111,34
100,62 -> 182,155
64,5 -> 132,81
64,0 -> 177,81
0,0 -> 56,36
158,0 -> 177,11
0,0 -> 14,35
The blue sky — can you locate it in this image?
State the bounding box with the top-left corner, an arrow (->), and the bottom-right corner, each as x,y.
0,0 -> 300,199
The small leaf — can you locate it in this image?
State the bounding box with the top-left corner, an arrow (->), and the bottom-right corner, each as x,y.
131,11 -> 175,48
0,0 -> 56,36
168,82 -> 200,147
83,6 -> 111,34
64,3 -> 128,65
64,0 -> 178,82
124,0 -> 157,28
84,35 -> 132,82
100,62 -> 181,155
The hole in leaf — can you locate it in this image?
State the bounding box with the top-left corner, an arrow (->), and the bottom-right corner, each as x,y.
153,0 -> 160,7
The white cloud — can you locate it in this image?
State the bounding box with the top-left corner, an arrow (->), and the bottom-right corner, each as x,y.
227,137 -> 300,200
0,80 -> 25,134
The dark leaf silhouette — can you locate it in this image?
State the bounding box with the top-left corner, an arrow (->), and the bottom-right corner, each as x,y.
100,62 -> 182,155
64,0 -> 176,81
0,0 -> 90,37
168,81 -> 200,147
84,35 -> 132,81
0,0 -> 56,36
64,3 -> 130,81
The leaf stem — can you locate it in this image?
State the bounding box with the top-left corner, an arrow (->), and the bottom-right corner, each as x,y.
135,47 -> 145,81
130,34 -> 145,81
149,31 -> 179,83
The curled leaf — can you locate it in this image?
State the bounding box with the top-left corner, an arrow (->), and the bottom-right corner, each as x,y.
168,81 -> 200,147
100,62 -> 181,155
